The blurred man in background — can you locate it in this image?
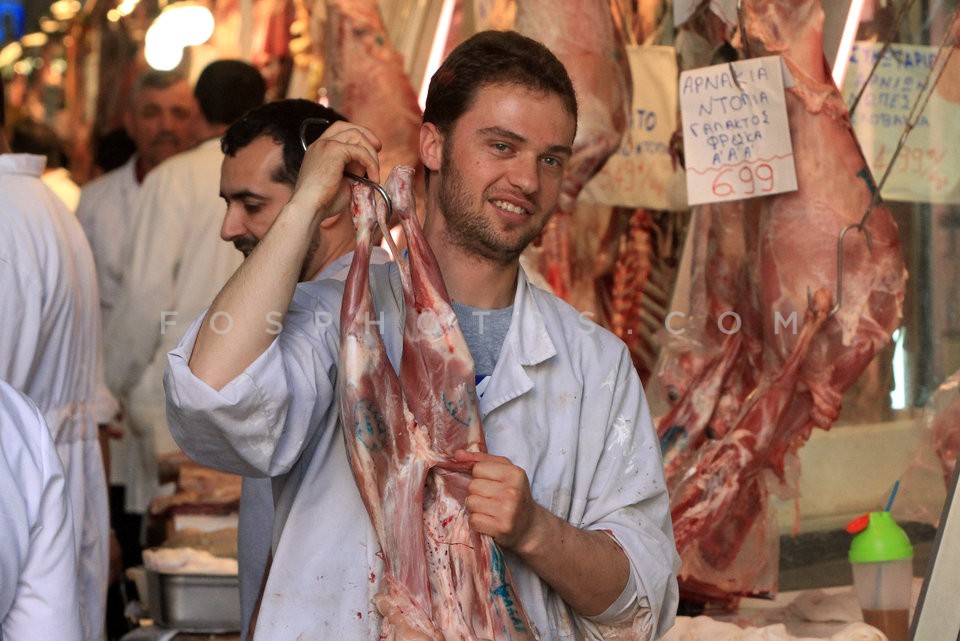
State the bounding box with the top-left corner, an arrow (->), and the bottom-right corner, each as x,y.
104,60 -> 265,550
78,69 -> 195,333
75,67 -> 196,640
10,116 -> 80,211
1,75 -> 115,641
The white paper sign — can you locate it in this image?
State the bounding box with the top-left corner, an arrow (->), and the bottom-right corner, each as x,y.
843,42 -> 960,205
580,45 -> 687,211
674,0 -> 738,27
679,56 -> 797,206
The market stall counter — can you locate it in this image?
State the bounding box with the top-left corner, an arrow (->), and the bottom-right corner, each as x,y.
119,462 -> 243,641
121,627 -> 239,641
118,582 -> 921,641
669,580 -> 925,641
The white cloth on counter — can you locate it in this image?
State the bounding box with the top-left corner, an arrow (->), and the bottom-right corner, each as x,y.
165,265 -> 680,641
0,379 -> 83,641
699,584 -> 924,641
788,590 -> 863,623
105,138 -> 242,514
142,548 -> 238,575
662,617 -> 886,641
0,153 -> 113,641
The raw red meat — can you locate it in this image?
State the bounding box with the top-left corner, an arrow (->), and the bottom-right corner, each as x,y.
652,0 -> 908,603
323,0 -> 423,180
339,168 -> 538,639
515,0 -> 631,300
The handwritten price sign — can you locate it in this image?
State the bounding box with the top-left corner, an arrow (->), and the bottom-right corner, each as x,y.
680,56 -> 798,206
710,163 -> 777,198
842,42 -> 960,205
581,45 -> 687,211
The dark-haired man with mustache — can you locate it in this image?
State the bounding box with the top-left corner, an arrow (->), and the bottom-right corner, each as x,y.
216,98 -> 389,640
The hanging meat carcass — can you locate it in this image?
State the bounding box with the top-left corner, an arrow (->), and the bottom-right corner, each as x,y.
651,0 -> 908,604
515,0 -> 632,301
473,0 -> 516,31
592,208 -> 687,384
339,168 -> 538,640
323,0 -> 423,179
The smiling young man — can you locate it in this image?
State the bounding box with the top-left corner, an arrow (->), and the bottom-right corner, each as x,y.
165,31 -> 679,640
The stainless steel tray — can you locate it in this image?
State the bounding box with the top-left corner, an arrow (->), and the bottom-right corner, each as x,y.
145,570 -> 241,632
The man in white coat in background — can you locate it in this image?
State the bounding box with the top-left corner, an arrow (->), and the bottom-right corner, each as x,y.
0,378 -> 82,641
76,67 -> 196,639
78,68 -> 196,342
105,60 -> 265,524
0,77 -> 115,641
9,117 -> 81,212
215,98 -> 391,640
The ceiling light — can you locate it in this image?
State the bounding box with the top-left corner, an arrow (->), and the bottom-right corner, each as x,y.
49,0 -> 81,21
0,42 -> 23,68
144,19 -> 184,70
143,1 -> 214,70
20,32 -> 49,48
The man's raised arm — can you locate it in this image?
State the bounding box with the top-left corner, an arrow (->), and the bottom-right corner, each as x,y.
187,122 -> 382,389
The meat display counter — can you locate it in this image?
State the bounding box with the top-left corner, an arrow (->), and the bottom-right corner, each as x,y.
120,627 -> 238,641
663,581 -> 924,641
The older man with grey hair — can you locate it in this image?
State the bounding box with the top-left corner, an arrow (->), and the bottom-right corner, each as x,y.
78,69 -> 196,331
75,74 -> 197,621
104,59 -> 264,536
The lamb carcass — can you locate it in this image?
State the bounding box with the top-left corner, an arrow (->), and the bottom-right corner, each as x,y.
339,168 -> 538,639
515,0 -> 631,301
323,0 -> 422,179
651,0 -> 908,604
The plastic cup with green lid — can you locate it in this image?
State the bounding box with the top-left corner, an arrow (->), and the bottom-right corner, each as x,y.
846,510 -> 913,641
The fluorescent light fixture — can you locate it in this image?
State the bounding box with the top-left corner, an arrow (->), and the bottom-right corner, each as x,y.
832,0 -> 866,88
418,0 -> 456,110
144,2 -> 214,70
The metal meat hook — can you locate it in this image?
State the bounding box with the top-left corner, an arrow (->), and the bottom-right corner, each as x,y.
807,222 -> 874,318
298,117 -> 393,223
723,0 -> 749,91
